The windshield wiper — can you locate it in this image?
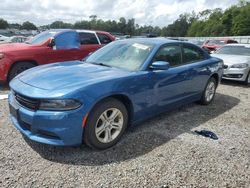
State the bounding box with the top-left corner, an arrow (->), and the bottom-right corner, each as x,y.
95,63 -> 112,67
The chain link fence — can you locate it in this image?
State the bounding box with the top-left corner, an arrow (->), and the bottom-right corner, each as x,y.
179,36 -> 250,44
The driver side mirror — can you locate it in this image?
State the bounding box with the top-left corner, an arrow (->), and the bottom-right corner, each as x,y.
150,61 -> 170,70
48,38 -> 55,48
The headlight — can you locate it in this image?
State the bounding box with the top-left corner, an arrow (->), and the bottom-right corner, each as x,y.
39,99 -> 82,111
0,53 -> 4,59
231,63 -> 248,69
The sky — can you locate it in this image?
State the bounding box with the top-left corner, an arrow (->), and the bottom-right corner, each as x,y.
0,0 -> 244,27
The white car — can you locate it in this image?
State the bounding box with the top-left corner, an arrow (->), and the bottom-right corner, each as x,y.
0,36 -> 27,44
0,34 -> 9,42
212,44 -> 250,85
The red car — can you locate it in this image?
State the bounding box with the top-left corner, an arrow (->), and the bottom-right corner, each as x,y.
202,39 -> 238,52
0,29 -> 115,83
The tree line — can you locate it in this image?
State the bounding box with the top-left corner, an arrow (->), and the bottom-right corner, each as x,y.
0,1 -> 249,37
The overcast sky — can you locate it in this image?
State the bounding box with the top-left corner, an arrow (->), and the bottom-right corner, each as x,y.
0,0 -> 244,27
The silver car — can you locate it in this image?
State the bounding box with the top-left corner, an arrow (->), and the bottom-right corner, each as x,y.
212,44 -> 250,85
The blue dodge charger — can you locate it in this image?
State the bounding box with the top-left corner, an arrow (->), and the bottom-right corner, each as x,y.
9,38 -> 223,149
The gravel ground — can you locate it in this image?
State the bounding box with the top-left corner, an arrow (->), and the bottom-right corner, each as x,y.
0,82 -> 249,188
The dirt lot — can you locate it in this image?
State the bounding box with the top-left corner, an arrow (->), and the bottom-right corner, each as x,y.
0,82 -> 249,188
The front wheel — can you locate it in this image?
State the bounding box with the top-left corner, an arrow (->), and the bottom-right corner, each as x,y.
8,62 -> 36,82
83,98 -> 128,149
244,71 -> 250,85
199,77 -> 217,105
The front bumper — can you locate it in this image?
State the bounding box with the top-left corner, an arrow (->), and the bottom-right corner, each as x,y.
8,91 -> 86,146
222,66 -> 249,82
0,57 -> 12,82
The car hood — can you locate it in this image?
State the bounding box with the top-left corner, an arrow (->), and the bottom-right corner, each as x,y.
17,61 -> 131,90
0,43 -> 34,52
211,54 -> 250,65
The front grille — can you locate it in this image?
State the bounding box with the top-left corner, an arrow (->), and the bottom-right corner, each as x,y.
15,93 -> 40,110
223,74 -> 243,78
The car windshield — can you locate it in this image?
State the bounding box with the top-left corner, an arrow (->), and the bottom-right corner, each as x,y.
207,40 -> 225,45
26,31 -> 57,45
85,41 -> 154,71
215,46 -> 250,56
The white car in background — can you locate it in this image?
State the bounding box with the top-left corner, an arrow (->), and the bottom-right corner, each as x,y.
212,44 -> 250,85
0,34 -> 9,42
0,36 -> 27,44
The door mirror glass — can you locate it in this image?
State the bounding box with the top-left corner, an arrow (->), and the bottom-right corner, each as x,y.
150,61 -> 170,70
48,38 -> 55,48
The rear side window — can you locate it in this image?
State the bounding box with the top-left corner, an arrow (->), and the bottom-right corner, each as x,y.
97,33 -> 112,44
153,45 -> 182,67
79,32 -> 99,45
227,40 -> 238,44
183,44 -> 205,63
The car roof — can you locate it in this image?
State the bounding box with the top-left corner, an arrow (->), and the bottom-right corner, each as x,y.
76,29 -> 96,34
118,37 -> 186,46
225,43 -> 250,48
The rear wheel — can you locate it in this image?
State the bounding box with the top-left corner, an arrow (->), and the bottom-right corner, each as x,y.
199,77 -> 217,105
84,98 -> 128,149
8,62 -> 36,82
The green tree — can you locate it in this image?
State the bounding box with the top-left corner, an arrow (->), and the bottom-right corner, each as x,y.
118,17 -> 127,34
0,18 -> 9,29
74,20 -> 91,29
21,21 -> 37,30
162,13 -> 196,37
50,21 -> 73,29
232,2 -> 250,35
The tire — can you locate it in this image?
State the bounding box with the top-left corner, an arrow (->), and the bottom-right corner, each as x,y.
199,77 -> 217,105
244,71 -> 250,86
8,62 -> 36,82
84,98 -> 128,150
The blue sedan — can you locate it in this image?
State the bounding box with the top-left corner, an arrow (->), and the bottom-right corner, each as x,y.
9,38 -> 223,149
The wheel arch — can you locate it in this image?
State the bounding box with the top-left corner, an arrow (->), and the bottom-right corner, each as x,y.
88,94 -> 134,126
7,60 -> 38,81
210,73 -> 219,88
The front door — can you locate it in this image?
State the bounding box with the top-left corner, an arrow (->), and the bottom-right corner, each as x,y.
148,44 -> 192,109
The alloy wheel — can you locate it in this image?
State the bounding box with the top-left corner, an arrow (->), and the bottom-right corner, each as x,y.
205,81 -> 215,102
95,108 -> 124,143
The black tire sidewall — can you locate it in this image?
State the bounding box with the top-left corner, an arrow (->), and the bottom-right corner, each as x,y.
245,71 -> 250,85
84,98 -> 128,149
8,62 -> 35,82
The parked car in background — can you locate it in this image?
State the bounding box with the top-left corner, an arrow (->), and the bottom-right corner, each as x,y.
0,29 -> 115,83
188,40 -> 205,47
0,34 -> 9,42
212,44 -> 250,85
9,38 -> 223,149
0,36 -> 27,44
202,39 -> 238,53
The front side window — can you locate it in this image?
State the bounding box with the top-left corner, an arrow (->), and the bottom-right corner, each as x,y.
86,41 -> 154,71
79,33 -> 99,45
183,45 -> 205,63
97,33 -> 112,44
153,45 -> 182,67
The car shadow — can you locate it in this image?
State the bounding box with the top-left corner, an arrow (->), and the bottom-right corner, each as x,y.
24,93 -> 240,166
0,84 -> 9,92
221,80 -> 249,88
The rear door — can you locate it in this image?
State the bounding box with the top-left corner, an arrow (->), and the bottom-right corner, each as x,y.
97,33 -> 113,46
181,43 -> 211,95
78,32 -> 102,59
